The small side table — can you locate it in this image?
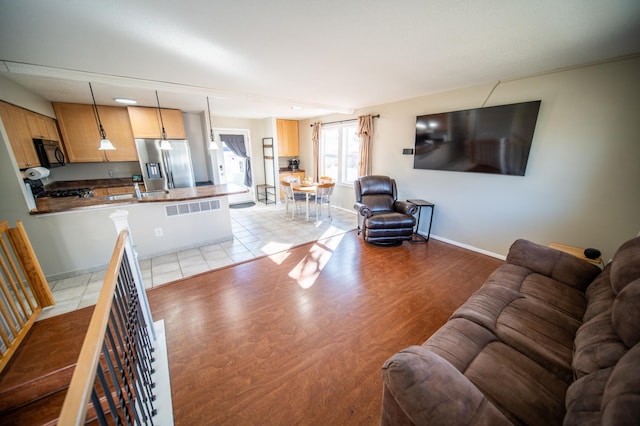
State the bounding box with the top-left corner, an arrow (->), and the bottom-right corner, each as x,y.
407,199 -> 435,242
548,242 -> 604,267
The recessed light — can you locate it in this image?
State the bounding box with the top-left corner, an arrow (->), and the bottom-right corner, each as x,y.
290,106 -> 302,110
114,97 -> 138,105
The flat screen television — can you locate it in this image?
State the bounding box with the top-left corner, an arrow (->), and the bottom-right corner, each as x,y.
413,100 -> 541,176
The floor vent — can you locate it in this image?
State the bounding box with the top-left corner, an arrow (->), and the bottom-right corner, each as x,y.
165,199 -> 221,217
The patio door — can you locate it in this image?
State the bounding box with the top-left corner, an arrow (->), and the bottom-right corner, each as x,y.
212,129 -> 254,204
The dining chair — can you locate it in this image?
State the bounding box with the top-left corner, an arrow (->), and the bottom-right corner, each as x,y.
284,176 -> 308,201
281,181 -> 301,220
314,182 -> 335,223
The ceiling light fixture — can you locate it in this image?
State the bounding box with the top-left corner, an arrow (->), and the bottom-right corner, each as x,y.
114,97 -> 138,105
206,97 -> 220,150
155,90 -> 172,150
89,82 -> 116,151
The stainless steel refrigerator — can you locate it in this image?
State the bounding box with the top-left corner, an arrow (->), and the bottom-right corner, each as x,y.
135,139 -> 195,191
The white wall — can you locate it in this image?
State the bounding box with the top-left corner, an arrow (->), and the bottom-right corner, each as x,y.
299,57 -> 640,260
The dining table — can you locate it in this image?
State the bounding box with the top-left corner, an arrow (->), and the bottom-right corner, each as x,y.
292,183 -> 317,221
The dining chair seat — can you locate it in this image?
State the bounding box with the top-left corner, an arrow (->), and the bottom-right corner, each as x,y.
314,182 -> 335,223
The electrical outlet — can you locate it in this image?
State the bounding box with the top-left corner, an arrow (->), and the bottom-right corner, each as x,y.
155,227 -> 163,237
108,169 -> 114,177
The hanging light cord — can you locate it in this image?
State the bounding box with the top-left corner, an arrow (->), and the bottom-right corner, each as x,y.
207,96 -> 215,141
89,82 -> 107,139
155,90 -> 168,140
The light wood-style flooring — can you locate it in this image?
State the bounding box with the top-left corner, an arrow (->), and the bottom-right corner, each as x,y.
147,230 -> 504,425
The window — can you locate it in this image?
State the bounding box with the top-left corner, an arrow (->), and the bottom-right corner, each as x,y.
320,123 -> 359,184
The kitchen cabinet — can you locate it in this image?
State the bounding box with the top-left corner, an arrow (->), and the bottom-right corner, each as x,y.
279,171 -> 305,199
127,106 -> 186,139
92,184 -> 145,198
25,111 -> 60,141
53,103 -> 138,162
0,101 -> 41,169
276,119 -> 299,157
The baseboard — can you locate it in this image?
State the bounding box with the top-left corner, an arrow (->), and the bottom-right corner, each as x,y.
425,234 -> 507,260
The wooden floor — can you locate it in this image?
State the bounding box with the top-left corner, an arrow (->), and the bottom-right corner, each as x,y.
146,230 -> 504,425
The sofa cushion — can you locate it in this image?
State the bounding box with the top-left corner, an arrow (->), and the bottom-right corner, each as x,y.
496,298 -> 581,383
610,236 -> 640,294
506,239 -> 601,291
464,341 -> 568,424
564,366 -> 613,426
573,310 -> 626,379
611,278 -> 640,347
423,318 -> 498,372
583,265 -> 614,322
601,342 -> 640,425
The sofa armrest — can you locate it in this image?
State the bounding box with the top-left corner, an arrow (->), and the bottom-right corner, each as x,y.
506,239 -> 601,291
394,201 -> 418,216
381,346 -> 510,425
354,202 -> 371,218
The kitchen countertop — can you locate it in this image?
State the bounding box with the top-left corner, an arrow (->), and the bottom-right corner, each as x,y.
32,183 -> 248,215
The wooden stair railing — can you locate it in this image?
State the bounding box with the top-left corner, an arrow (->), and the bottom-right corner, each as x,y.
0,220 -> 55,373
58,230 -> 158,425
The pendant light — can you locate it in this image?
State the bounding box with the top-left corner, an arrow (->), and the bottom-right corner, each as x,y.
89,83 -> 116,150
207,96 -> 220,150
155,90 -> 172,150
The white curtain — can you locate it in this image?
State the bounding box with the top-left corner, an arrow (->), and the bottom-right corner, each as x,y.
357,115 -> 374,177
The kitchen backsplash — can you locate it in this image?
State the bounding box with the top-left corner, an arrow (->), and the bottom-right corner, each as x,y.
49,161 -> 142,182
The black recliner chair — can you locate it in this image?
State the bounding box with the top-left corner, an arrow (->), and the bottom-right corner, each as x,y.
354,175 -> 417,245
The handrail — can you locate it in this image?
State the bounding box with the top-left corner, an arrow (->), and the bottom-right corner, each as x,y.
0,220 -> 55,373
58,230 -> 157,425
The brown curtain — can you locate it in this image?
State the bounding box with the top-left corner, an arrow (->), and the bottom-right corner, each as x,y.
312,122 -> 321,181
357,114 -> 374,177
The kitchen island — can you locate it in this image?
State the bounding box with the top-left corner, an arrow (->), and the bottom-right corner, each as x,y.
27,183 -> 248,280
33,183 -> 247,214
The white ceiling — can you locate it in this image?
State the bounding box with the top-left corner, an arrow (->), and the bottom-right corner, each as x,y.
1,0 -> 639,119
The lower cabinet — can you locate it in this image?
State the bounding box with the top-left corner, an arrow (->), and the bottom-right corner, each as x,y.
279,171 -> 305,199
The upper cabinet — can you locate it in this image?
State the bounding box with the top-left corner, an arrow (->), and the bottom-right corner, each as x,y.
53,103 -> 138,162
127,106 -> 186,139
25,110 -> 60,141
276,119 -> 299,157
0,101 -> 42,169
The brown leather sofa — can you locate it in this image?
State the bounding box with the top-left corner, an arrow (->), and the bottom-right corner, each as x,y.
381,236 -> 640,425
354,175 -> 417,245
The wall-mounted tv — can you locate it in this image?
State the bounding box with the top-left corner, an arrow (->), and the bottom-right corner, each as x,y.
414,100 -> 541,176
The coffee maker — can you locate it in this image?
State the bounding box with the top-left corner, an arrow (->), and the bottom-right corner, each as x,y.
288,158 -> 300,170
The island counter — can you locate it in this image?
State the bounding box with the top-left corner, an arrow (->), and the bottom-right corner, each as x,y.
32,183 -> 248,214
26,183 -> 249,280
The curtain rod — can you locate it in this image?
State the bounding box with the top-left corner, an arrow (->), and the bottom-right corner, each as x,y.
310,114 -> 380,127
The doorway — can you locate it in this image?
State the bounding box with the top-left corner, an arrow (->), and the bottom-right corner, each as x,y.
211,129 -> 254,204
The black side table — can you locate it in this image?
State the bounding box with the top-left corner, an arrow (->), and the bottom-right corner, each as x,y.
407,199 -> 435,242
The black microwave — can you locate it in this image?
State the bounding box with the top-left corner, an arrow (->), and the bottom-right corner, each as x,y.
33,138 -> 65,168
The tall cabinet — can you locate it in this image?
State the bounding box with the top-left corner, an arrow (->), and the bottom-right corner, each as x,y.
276,119 -> 299,157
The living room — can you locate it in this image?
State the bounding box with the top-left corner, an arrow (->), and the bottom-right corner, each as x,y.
1,1 -> 640,424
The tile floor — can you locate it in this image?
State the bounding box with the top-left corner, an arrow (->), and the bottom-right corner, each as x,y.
38,202 -> 357,320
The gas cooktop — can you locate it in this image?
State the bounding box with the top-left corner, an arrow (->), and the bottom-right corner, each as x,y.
38,188 -> 94,198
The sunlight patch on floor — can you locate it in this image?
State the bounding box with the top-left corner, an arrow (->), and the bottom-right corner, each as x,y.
289,233 -> 345,289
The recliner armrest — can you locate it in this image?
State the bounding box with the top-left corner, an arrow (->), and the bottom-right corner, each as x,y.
394,201 -> 418,216
354,202 -> 371,218
381,346 -> 510,425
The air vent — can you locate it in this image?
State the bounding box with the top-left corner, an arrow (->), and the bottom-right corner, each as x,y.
165,199 -> 221,217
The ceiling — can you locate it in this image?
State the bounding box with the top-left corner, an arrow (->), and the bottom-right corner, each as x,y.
1,0 -> 639,120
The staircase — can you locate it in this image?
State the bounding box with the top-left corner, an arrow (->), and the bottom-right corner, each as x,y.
0,307 -> 93,425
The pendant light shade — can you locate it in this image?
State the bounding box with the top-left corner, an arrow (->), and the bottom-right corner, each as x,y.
206,96 -> 221,150
155,90 -> 172,150
89,83 -> 116,151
